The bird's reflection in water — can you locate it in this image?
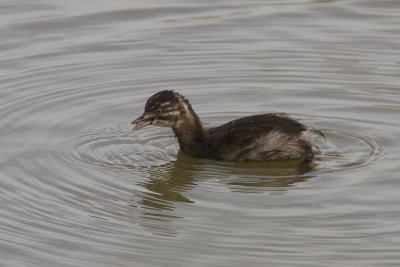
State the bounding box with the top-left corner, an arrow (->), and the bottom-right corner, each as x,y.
222,160 -> 314,193
133,152 -> 315,236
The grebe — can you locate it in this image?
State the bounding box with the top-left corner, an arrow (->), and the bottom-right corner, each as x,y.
132,90 -> 324,162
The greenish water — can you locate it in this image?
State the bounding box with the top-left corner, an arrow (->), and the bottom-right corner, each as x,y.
1,0 -> 399,266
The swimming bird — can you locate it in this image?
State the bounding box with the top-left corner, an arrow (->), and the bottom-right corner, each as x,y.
132,90 -> 324,162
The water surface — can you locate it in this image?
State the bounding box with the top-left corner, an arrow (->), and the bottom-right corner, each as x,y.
1,0 -> 400,266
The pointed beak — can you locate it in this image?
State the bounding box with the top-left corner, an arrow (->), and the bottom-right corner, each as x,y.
131,112 -> 154,130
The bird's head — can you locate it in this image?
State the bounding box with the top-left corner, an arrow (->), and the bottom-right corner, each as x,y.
132,90 -> 195,130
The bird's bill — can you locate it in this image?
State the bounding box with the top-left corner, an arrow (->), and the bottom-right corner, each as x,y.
131,113 -> 154,130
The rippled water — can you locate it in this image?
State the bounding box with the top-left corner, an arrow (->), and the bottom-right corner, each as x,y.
1,0 -> 400,266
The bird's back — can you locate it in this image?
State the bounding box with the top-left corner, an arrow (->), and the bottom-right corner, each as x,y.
205,113 -> 315,161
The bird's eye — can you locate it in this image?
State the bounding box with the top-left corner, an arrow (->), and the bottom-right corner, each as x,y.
156,109 -> 162,114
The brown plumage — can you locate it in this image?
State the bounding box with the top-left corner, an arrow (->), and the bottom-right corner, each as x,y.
132,90 -> 324,162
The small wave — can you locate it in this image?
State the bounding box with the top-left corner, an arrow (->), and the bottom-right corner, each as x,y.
316,129 -> 386,171
53,123 -> 178,172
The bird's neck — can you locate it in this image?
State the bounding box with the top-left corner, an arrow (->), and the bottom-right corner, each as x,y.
172,110 -> 205,155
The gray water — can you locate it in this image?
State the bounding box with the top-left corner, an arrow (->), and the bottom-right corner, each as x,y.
1,0 -> 400,266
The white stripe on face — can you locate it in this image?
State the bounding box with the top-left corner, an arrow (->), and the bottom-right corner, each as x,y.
160,101 -> 172,107
165,110 -> 180,116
